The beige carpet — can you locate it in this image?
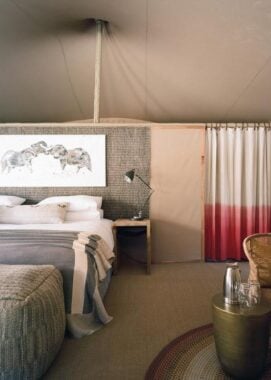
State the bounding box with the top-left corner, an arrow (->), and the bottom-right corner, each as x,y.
44,260 -> 249,380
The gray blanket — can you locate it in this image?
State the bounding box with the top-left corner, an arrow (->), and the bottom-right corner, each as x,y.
0,229 -> 114,338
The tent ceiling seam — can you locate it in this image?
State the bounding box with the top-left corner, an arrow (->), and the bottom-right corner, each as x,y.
223,53 -> 271,119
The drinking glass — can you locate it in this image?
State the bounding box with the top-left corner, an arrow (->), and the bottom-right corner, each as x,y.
239,283 -> 250,307
248,280 -> 261,305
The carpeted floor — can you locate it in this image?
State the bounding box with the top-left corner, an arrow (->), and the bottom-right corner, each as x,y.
44,260 -> 249,380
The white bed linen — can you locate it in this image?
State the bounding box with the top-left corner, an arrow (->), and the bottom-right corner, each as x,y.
0,218 -> 114,251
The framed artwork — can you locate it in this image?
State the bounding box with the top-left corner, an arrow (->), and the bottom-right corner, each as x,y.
0,135 -> 106,187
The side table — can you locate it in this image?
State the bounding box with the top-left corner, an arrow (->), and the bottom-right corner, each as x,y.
212,293 -> 271,379
112,219 -> 151,274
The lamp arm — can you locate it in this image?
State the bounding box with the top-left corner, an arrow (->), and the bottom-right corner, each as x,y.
139,189 -> 154,213
135,174 -> 153,191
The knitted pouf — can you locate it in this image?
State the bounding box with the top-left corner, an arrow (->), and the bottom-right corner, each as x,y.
0,265 -> 65,380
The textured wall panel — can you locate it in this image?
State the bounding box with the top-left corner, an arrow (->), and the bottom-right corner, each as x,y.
0,125 -> 150,220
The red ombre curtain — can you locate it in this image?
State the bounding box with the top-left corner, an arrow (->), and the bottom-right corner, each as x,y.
205,125 -> 271,261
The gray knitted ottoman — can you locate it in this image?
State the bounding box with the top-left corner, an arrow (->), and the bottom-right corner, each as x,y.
0,265 -> 66,380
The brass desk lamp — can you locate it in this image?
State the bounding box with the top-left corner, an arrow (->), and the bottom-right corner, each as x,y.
124,169 -> 154,220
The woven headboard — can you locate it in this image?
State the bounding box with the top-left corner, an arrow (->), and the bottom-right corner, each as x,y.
0,125 -> 151,220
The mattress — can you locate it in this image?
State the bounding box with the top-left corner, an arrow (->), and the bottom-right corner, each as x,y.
0,218 -> 114,251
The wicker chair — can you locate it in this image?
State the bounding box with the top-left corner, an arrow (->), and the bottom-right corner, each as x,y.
243,233 -> 271,303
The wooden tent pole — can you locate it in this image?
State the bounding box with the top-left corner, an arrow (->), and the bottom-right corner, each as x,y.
93,20 -> 104,123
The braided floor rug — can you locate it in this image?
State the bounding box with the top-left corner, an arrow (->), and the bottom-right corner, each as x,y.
145,324 -> 271,380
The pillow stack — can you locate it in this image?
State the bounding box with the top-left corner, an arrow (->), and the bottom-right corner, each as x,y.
38,195 -> 103,221
0,195 -> 103,224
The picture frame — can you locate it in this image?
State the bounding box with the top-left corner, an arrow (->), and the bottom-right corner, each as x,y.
0,135 -> 106,187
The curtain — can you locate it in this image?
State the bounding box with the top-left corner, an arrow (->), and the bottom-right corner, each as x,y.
205,124 -> 271,261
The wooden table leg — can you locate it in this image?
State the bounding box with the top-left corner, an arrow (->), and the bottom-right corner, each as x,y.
112,227 -> 118,275
146,223 -> 151,274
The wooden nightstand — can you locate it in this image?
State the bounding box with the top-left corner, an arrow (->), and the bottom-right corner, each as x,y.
112,219 -> 151,274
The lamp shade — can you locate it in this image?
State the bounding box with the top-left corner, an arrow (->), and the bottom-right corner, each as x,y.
124,169 -> 135,183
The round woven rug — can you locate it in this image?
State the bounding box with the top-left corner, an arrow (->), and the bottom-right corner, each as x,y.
145,324 -> 271,380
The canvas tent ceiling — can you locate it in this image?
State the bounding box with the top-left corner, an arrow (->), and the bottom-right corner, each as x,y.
0,0 -> 271,123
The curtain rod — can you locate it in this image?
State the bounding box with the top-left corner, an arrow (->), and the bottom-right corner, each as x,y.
206,123 -> 271,129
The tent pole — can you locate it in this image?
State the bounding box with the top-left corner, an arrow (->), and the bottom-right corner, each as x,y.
93,20 -> 103,123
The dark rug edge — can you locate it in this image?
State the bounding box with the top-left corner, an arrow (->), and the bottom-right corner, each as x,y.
145,323 -> 213,380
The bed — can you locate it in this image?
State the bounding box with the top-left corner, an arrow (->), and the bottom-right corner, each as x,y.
0,215 -> 115,338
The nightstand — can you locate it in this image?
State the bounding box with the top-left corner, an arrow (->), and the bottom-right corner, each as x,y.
112,219 -> 151,274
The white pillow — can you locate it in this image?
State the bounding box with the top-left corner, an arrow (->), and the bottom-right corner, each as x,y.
0,204 -> 67,224
0,195 -> 25,206
65,209 -> 103,222
38,195 -> 102,211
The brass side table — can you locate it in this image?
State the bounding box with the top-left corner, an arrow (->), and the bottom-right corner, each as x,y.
212,293 -> 271,380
